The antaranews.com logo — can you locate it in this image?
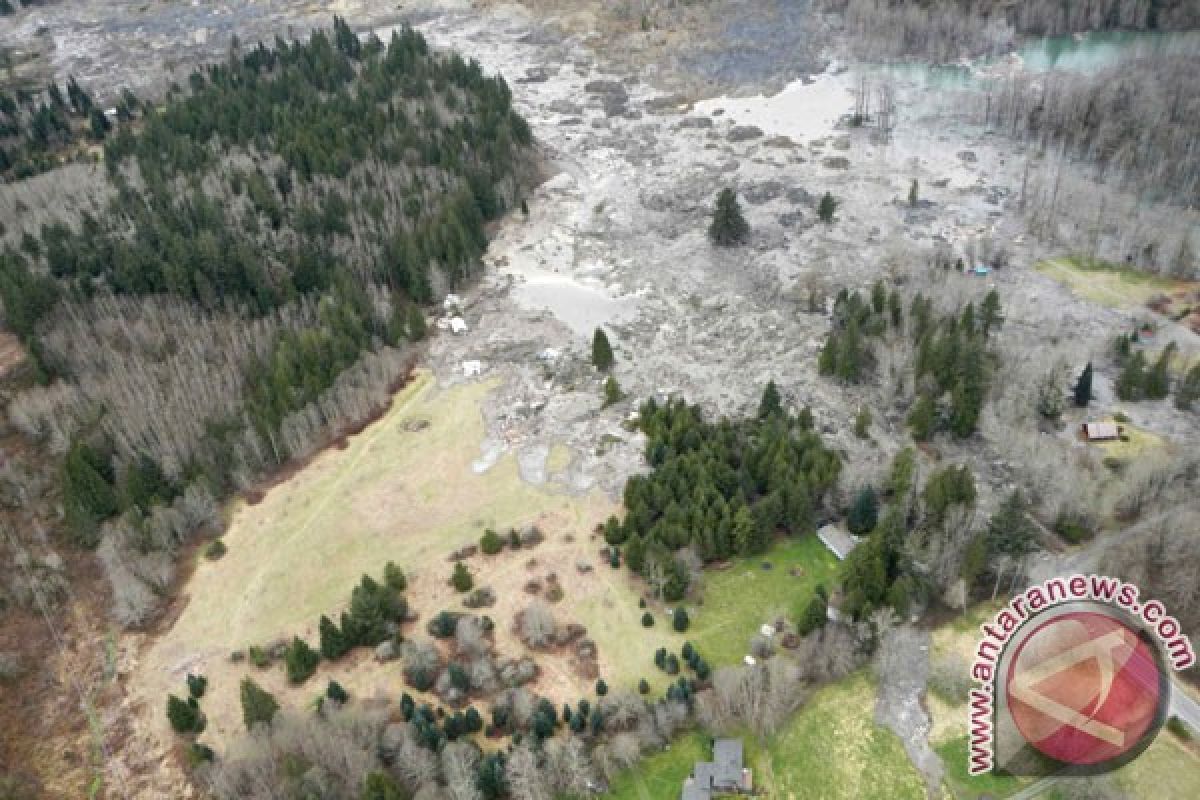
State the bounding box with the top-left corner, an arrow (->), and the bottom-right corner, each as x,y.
968,574 -> 1195,777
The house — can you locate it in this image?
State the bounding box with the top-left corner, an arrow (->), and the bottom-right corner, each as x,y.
681,738 -> 753,800
1081,422 -> 1121,442
817,523 -> 860,561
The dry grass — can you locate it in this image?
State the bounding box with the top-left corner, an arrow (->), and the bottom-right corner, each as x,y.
128,370 -> 667,748
1089,415 -> 1167,460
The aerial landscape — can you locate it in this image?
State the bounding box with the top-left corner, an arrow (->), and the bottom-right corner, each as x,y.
1,1 -> 1198,798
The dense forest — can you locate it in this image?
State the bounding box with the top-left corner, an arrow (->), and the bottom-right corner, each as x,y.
0,18 -> 533,626
603,390 -> 842,601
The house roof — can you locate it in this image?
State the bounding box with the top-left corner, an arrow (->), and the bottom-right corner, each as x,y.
1082,422 -> 1120,440
817,524 -> 860,561
681,782 -> 711,800
683,738 -> 747,799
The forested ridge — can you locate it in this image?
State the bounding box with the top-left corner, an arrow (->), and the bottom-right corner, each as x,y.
0,18 -> 533,626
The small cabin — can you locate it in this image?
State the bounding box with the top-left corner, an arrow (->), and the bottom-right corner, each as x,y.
1080,422 -> 1121,442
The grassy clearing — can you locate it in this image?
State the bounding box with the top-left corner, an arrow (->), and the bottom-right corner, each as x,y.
1112,733 -> 1200,800
1089,415 -> 1167,460
686,536 -> 839,669
135,370 -> 625,744
756,672 -> 925,800
936,736 -> 1023,798
605,730 -> 710,800
1035,256 -> 1187,309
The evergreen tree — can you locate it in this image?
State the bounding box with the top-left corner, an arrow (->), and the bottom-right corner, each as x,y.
187,673 -> 208,699
908,179 -> 919,208
980,289 -> 1003,337
797,590 -> 828,636
1073,362 -> 1094,407
384,561 -> 406,592
1115,351 -> 1147,401
319,615 -> 348,660
285,636 -> 319,684
407,305 -> 427,341
1146,343 -> 1176,400
908,393 -> 936,441
641,611 -> 655,627
595,679 -> 608,696
603,375 -> 622,407
708,188 -> 749,246
847,486 -> 879,536
167,694 -> 203,734
758,380 -> 783,419
326,680 -> 349,705
450,561 -> 474,592
480,528 -> 504,554
673,608 -> 690,632
986,490 -> 1038,558
592,327 -> 614,371
239,678 -> 279,730
854,406 -> 872,438
1176,364 -> 1200,411
817,192 -> 838,225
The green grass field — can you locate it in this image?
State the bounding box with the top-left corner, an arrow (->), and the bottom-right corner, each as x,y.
686,536 -> 839,668
1035,256 -> 1188,309
757,672 -> 926,800
605,731 -> 711,800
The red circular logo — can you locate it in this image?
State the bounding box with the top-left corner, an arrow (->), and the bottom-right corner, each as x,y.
1005,611 -> 1163,765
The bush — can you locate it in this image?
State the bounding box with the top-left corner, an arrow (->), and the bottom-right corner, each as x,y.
641,612 -> 655,627
186,742 -> 215,768
167,694 -> 203,734
204,539 -> 226,560
428,610 -> 461,638
362,771 -> 405,800
187,673 -> 207,699
595,679 -> 608,696
480,528 -> 504,555
673,608 -> 690,632
239,678 -> 279,730
326,680 -> 349,705
248,645 -> 271,668
450,562 -> 474,592
285,637 -> 319,684
1167,716 -> 1192,741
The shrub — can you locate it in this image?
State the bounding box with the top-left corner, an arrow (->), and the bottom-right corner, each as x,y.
447,662 -> 470,692
595,679 -> 608,696
186,673 -> 207,699
384,561 -> 406,592
450,562 -> 474,592
638,597 -> 646,609
638,679 -> 650,694
186,741 -> 215,768
239,678 -> 279,730
480,528 -> 504,555
204,539 -> 226,560
1167,716 -> 1192,741
641,612 -> 654,627
672,608 -> 690,632
285,637 -> 319,684
167,694 -> 203,734
362,771 -> 405,800
428,610 -> 460,638
326,680 -> 348,705
248,645 -> 270,668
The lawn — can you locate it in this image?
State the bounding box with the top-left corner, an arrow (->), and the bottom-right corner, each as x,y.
686,536 -> 840,669
1088,415 -> 1167,461
605,731 -> 710,800
1112,731 -> 1200,800
936,735 -> 1024,799
1035,256 -> 1189,309
756,672 -> 926,800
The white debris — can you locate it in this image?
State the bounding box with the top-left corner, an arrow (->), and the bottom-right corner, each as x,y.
743,655 -> 757,666
443,293 -> 463,311
462,360 -> 483,377
759,623 -> 775,638
449,317 -> 468,334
